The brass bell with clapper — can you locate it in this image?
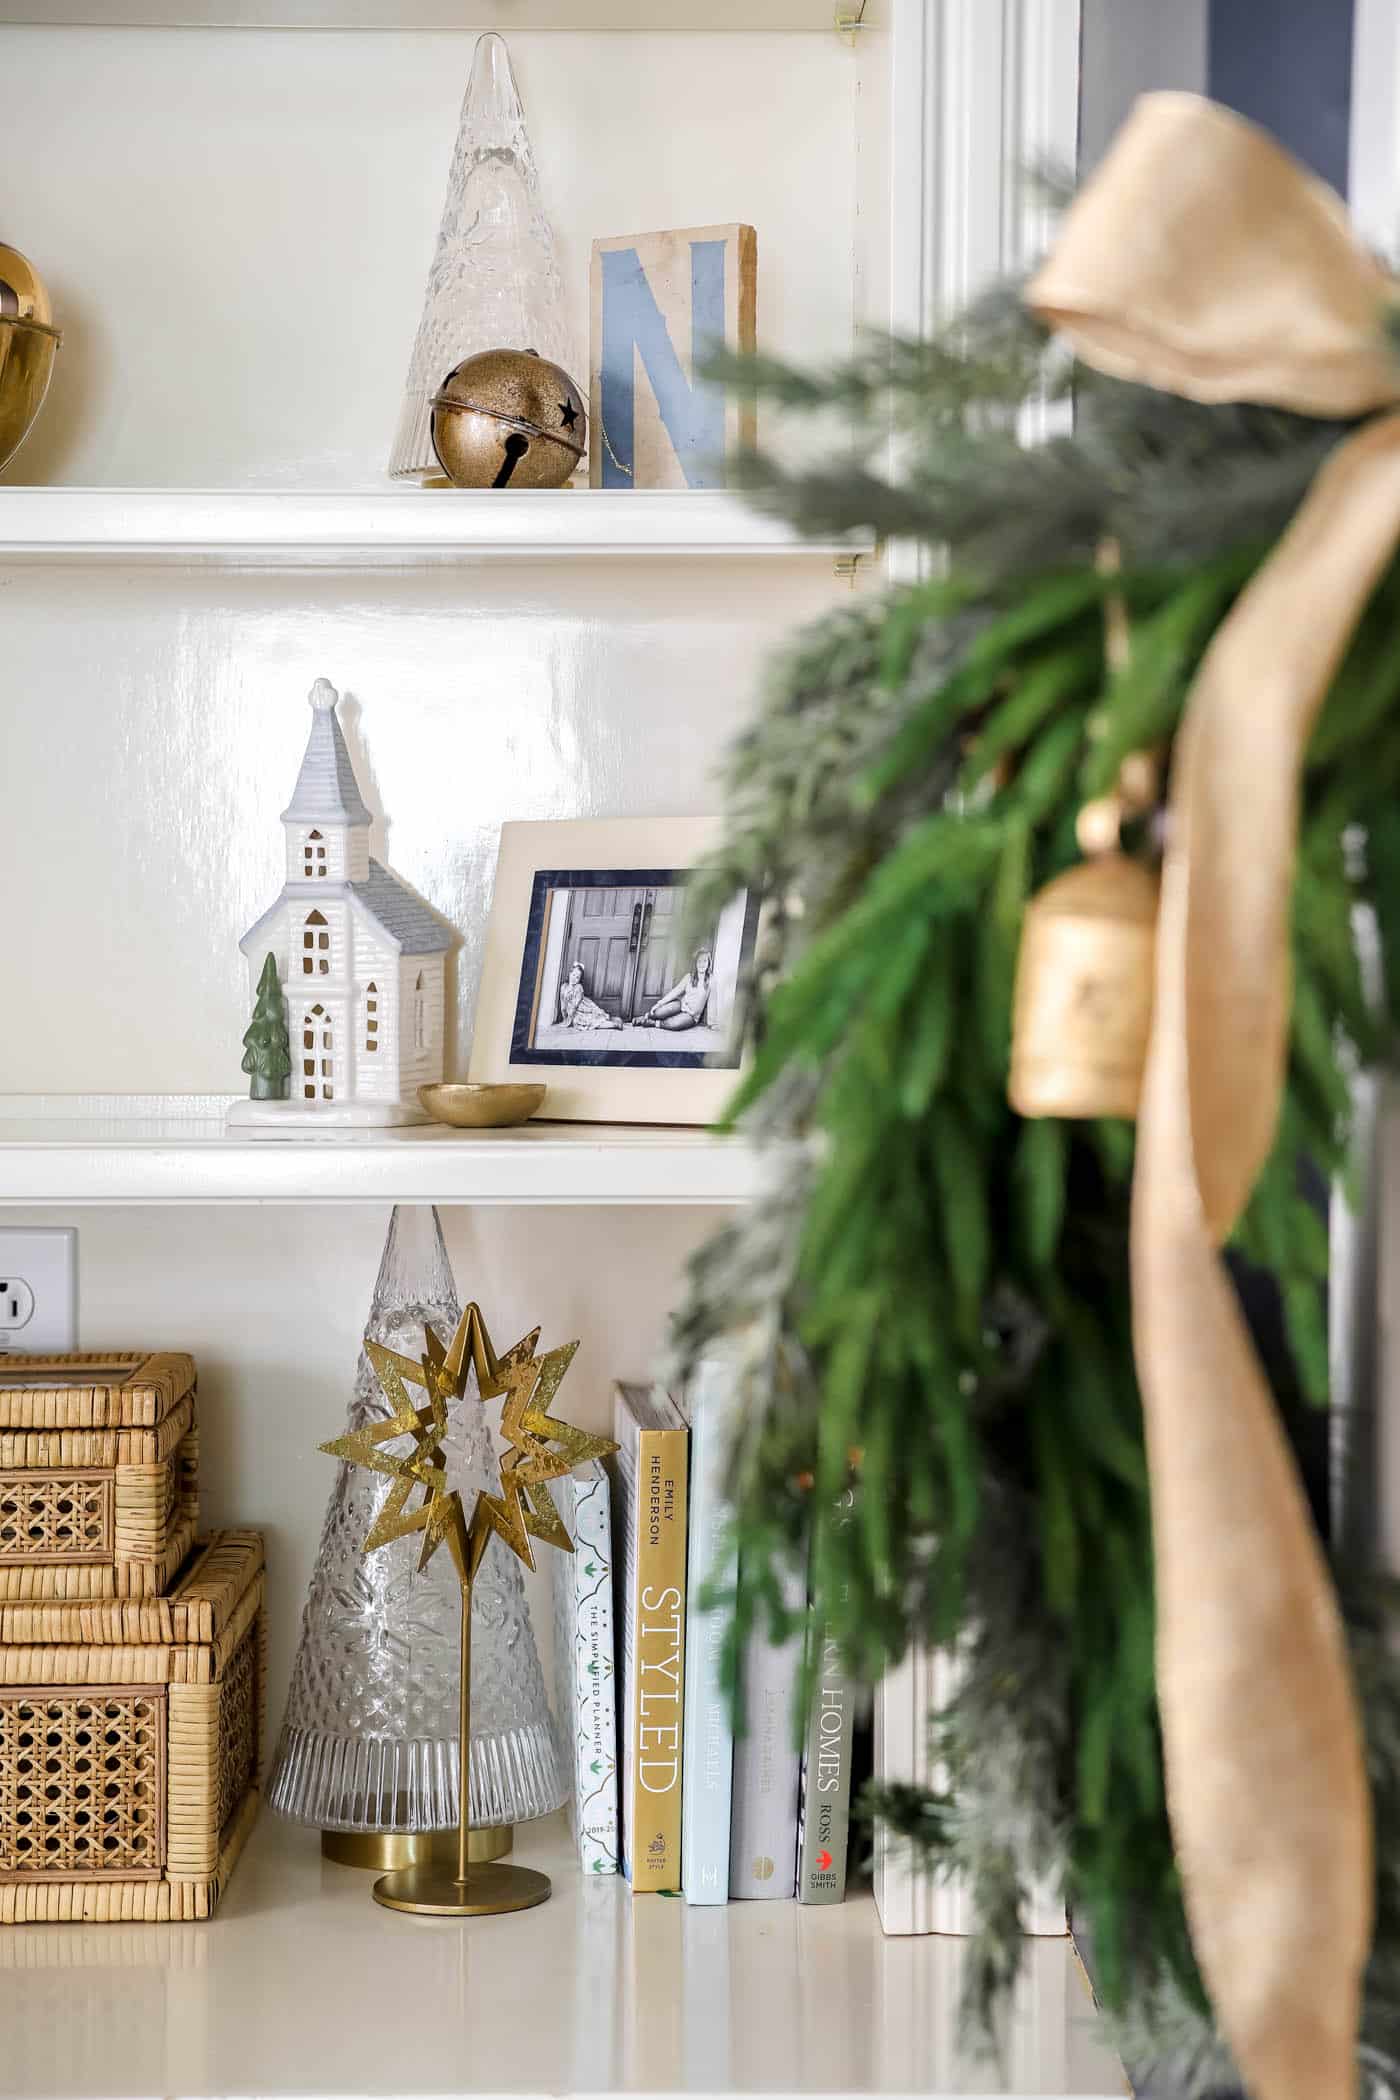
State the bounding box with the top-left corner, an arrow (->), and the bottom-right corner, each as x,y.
1007,809 -> 1159,1120
1008,536 -> 1162,1121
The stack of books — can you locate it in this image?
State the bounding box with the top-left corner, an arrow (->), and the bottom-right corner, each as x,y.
550,1365 -> 856,1905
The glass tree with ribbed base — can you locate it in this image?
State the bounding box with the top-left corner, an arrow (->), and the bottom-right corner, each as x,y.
267,1206 -> 565,1847
389,31 -> 572,481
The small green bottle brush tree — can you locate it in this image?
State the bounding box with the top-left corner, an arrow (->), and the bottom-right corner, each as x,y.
242,951 -> 291,1101
674,290 -> 1400,2095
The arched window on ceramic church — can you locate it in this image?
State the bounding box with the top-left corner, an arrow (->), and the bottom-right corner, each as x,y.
303,1003 -> 333,1100
303,909 -> 329,976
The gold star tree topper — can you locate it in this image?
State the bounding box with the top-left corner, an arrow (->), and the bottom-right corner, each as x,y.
321,1302 -> 617,1590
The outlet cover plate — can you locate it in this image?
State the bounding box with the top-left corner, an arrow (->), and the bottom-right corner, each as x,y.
0,1229 -> 77,1353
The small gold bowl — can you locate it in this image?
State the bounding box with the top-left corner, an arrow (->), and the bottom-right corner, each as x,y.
418,1083 -> 546,1129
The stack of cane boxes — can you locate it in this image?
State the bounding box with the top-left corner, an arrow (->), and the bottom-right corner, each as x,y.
0,1353 -> 264,1922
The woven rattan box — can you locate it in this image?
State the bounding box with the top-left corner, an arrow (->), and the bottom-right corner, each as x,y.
0,1352 -> 199,1601
0,1529 -> 264,1923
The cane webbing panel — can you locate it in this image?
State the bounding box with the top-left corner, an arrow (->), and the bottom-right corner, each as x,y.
0,1421 -> 200,1603
0,1786 -> 257,1923
0,1475 -> 113,1565
0,1687 -> 166,1880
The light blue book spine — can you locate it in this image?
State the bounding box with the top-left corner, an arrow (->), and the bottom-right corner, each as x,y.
729,1544 -> 809,1901
682,1359 -> 736,1905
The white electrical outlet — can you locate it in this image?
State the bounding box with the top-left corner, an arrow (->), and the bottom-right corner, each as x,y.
0,1230 -> 77,1353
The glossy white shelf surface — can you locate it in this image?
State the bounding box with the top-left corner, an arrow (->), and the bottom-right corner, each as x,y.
0,1099 -> 763,1206
0,488 -> 872,568
0,1812 -> 1125,2099
0,0 -> 856,23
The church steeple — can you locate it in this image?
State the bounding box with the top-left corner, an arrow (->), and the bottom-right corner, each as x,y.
282,679 -> 371,884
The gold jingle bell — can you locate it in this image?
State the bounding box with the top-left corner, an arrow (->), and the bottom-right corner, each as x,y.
430,348 -> 586,490
0,244 -> 61,474
1008,805 -> 1159,1121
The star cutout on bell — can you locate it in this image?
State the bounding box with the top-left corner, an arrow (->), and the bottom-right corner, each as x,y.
323,1300 -> 617,1594
558,398 -> 579,432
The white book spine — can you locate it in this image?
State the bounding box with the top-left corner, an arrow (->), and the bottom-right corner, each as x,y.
729,1548 -> 808,1900
874,1644 -> 1066,1935
682,1359 -> 736,1905
550,1463 -> 619,1875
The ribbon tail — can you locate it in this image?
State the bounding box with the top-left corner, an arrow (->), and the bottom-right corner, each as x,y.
1131,417 -> 1400,2100
1133,1064 -> 1371,2100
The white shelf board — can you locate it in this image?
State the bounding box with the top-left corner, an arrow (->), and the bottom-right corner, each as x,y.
0,487 -> 873,568
0,0 -> 874,24
0,1811 -> 1124,2100
0,1098 -> 763,1206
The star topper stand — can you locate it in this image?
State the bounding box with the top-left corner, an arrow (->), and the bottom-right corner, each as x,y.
321,1300 -> 617,1918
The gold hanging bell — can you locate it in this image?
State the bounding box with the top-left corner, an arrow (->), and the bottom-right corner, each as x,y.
1007,544 -> 1164,1120
1008,778 -> 1160,1121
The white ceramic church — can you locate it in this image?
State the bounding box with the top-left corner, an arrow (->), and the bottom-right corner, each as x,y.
230,679 -> 451,1127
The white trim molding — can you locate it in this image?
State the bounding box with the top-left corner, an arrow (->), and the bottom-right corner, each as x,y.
874,1643 -> 1068,1938
882,0 -> 1081,571
1351,0 -> 1400,248
888,0 -> 1082,342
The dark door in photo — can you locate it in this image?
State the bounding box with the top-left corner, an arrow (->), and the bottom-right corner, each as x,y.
563,885 -> 646,1021
633,885 -> 684,1012
562,883 -> 687,1023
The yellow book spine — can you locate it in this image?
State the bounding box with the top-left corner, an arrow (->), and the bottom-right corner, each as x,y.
629,1425 -> 688,1893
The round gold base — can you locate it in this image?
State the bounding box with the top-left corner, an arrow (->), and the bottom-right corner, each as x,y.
372,1859 -> 551,1917
322,1825 -> 512,1872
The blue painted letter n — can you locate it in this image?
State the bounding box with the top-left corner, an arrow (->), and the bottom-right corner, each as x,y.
599,239 -> 727,489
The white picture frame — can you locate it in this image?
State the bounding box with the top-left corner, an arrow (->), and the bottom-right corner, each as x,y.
469,817 -> 759,1126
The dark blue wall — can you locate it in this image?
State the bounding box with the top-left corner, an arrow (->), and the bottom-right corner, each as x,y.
1208,0 -> 1355,194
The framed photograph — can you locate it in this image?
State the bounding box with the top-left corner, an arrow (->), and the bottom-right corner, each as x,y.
470,818 -> 760,1124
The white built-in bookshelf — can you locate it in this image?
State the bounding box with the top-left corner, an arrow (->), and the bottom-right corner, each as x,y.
0,4 -> 1094,2093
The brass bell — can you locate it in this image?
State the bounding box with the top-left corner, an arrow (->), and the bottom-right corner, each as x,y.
0,244 -> 61,474
430,347 -> 585,490
1008,844 -> 1159,1121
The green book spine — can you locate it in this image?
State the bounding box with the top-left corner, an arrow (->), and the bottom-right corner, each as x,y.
797,1616 -> 855,1904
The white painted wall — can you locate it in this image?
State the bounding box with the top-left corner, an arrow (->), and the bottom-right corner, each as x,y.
0,24 -> 858,489
0,559 -> 843,1093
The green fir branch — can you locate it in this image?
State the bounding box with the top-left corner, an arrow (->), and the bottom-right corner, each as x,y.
671,299 -> 1400,2080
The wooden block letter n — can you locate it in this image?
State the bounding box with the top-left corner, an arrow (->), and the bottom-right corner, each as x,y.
590,224 -> 757,490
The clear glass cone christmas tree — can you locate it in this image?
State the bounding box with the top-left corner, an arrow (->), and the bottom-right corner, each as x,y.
267,1206 -> 566,1836
388,31 -> 572,481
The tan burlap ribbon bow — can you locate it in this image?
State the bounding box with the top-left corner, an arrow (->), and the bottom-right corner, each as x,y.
1028,94 -> 1389,2100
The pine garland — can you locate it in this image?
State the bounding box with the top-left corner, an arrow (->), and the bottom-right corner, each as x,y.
672,291 -> 1400,2090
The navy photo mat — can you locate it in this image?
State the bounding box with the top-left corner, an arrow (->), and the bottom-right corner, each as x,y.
508,866 -> 759,1070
